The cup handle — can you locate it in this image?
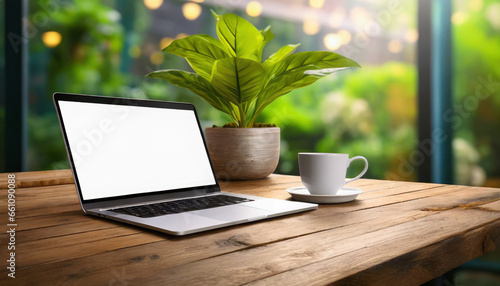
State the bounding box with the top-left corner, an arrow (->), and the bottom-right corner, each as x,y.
345,156 -> 369,184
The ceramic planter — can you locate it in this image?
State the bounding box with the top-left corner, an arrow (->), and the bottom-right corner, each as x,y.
205,127 -> 280,180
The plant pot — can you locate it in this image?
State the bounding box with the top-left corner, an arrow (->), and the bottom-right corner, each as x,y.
205,127 -> 280,180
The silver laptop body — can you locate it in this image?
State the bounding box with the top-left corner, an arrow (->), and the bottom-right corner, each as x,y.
54,93 -> 317,235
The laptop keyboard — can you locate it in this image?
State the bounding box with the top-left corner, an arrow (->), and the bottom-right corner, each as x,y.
108,195 -> 254,218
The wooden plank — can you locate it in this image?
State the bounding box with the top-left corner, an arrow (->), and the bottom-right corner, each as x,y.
149,209 -> 500,285
0,179 -> 448,260
15,228 -> 167,269
0,182 -> 478,245
5,184 -> 499,283
332,221 -> 500,286
44,208 -> 499,285
476,199 -> 500,212
250,220 -> 500,286
0,202 -> 81,220
0,185 -> 80,217
4,206 -> 427,282
0,169 -> 74,189
10,210 -> 92,231
0,177 -> 480,255
0,180 -> 446,243
14,220 -> 120,244
0,172 -> 496,280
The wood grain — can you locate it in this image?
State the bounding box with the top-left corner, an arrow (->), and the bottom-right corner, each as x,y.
0,169 -> 74,189
0,170 -> 499,286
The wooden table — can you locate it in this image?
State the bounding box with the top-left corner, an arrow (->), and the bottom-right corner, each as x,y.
1,170 -> 499,285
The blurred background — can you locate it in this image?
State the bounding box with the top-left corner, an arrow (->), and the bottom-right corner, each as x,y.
2,0 -> 500,186
1,0 -> 500,284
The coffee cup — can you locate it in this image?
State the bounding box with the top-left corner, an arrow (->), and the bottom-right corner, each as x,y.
298,153 -> 368,196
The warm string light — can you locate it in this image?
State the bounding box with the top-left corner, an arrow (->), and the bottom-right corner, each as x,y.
303,13 -> 320,35
388,40 -> 403,53
42,31 -> 62,48
337,29 -> 351,45
452,11 -> 468,25
405,29 -> 418,43
182,2 -> 202,21
246,1 -> 262,17
309,0 -> 324,9
469,0 -> 483,12
323,33 -> 341,51
143,0 -> 163,10
150,51 -> 164,65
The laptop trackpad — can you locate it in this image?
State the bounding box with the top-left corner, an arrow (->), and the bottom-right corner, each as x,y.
192,205 -> 272,222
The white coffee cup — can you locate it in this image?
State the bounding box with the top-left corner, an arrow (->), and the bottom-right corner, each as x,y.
298,153 -> 369,196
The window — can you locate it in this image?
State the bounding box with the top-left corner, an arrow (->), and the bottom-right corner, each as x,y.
23,0 -> 418,182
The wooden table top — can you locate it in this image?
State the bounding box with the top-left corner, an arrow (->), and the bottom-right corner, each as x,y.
1,170 -> 499,285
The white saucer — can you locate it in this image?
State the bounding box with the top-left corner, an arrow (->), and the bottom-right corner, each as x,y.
286,186 -> 362,204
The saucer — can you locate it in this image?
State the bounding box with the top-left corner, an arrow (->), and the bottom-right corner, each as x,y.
286,186 -> 362,204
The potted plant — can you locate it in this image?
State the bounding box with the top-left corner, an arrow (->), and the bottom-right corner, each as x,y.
146,11 -> 360,180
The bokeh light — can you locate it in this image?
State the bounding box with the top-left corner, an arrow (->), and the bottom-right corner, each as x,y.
143,0 -> 163,10
337,29 -> 351,45
42,31 -> 62,48
469,0 -> 483,12
451,11 -> 468,25
387,40 -> 403,53
182,2 -> 202,21
309,0 -> 324,9
303,18 -> 320,35
323,33 -> 341,51
150,51 -> 164,65
405,29 -> 418,43
487,3 -> 500,29
246,1 -> 263,17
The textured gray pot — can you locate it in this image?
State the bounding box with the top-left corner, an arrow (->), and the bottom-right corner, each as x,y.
205,127 -> 280,180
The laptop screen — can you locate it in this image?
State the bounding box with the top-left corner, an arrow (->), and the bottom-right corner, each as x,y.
57,99 -> 216,201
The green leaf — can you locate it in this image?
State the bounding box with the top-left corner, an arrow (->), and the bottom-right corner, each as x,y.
262,43 -> 300,72
211,57 -> 265,105
260,26 -> 274,47
213,13 -> 263,61
253,71 -> 320,118
163,35 -> 229,80
254,25 -> 274,62
251,52 -> 360,123
272,51 -> 360,78
146,69 -> 232,115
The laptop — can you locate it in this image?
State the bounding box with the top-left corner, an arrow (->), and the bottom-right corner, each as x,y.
53,93 -> 317,235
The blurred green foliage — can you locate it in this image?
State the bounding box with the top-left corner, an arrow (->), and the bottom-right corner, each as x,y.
32,0 -> 125,96
452,0 -> 500,186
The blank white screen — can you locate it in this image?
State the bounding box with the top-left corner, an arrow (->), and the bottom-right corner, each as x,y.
58,101 -> 216,200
